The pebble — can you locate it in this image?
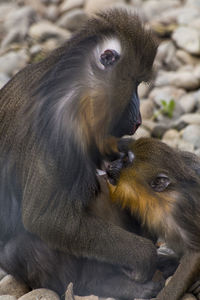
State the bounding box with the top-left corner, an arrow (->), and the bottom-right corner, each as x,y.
0,50 -> 28,76
29,21 -> 70,42
155,70 -> 200,90
18,289 -> 60,300
0,73 -> 10,89
85,0 -> 124,14
179,93 -> 197,113
140,99 -> 154,119
60,0 -> 85,13
134,126 -> 151,139
149,86 -> 185,105
0,296 -> 17,300
0,275 -> 29,298
172,26 -> 200,55
57,9 -> 87,31
181,293 -> 197,300
178,114 -> 200,126
181,124 -> 200,149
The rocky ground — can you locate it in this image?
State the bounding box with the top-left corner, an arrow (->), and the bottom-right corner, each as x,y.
0,0 -> 200,299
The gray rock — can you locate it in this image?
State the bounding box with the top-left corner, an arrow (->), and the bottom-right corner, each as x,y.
0,275 -> 29,298
0,3 -> 17,23
181,293 -> 197,300
0,73 -> 10,89
195,148 -> 200,157
0,50 -> 28,76
29,21 -> 70,42
182,124 -> 200,148
45,5 -> 59,22
65,283 -> 74,300
138,82 -> 151,99
178,113 -> 200,126
177,7 -> 200,25
142,120 -> 157,132
1,6 -> 37,48
172,26 -> 200,55
155,69 -> 200,90
179,93 -> 197,113
142,0 -> 180,20
156,41 -> 180,71
177,139 -> 195,152
4,6 -> 37,32
162,129 -> 180,141
60,0 -> 85,13
18,289 -> 60,300
57,9 -> 87,32
185,0 -> 200,8
134,126 -> 151,139
41,0 -> 60,4
176,50 -> 200,66
85,0 -> 124,14
75,296 -> 99,300
0,296 -> 17,300
149,86 -> 185,105
140,99 -> 154,119
152,124 -> 169,139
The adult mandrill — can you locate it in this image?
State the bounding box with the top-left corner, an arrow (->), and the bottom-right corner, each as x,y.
0,9 -> 159,300
108,137 -> 200,300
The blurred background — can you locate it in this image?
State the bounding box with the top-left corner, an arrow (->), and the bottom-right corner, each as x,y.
0,0 -> 200,156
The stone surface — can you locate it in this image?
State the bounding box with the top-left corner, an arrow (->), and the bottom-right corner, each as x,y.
172,26 -> 200,55
134,126 -> 151,139
182,124 -> 200,148
60,0 -> 85,13
0,275 -> 29,298
0,296 -> 17,300
57,9 -> 87,31
140,99 -> 154,119
85,0 -> 124,14
0,73 -> 10,89
75,296 -> 99,300
0,50 -> 28,76
149,86 -> 185,105
155,70 -> 200,90
18,289 -> 60,300
29,21 -> 70,42
181,293 -> 197,300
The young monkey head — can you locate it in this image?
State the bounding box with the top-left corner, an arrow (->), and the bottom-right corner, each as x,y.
108,138 -> 200,257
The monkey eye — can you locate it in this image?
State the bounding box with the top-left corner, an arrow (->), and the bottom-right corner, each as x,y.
150,174 -> 171,192
100,49 -> 120,68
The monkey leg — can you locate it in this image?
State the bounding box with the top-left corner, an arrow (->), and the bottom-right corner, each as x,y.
156,251 -> 200,300
77,260 -> 163,300
0,232 -> 163,300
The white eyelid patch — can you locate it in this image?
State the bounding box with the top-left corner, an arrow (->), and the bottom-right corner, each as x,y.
94,37 -> 122,69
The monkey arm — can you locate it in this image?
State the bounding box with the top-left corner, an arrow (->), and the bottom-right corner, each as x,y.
21,153 -> 157,283
156,251 -> 200,300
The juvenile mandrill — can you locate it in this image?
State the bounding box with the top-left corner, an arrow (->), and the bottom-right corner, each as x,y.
108,138 -> 200,300
0,9 -> 159,299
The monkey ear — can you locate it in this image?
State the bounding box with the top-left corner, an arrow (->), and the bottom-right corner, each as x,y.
150,174 -> 171,192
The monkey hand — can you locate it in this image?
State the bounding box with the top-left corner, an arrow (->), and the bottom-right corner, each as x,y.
139,280 -> 164,299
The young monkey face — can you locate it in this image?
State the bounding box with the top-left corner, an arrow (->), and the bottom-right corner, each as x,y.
107,138 -> 200,256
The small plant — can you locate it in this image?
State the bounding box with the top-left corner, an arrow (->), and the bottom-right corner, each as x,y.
153,99 -> 175,120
